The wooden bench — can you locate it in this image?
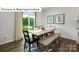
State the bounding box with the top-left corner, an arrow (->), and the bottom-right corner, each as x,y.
39,33 -> 60,51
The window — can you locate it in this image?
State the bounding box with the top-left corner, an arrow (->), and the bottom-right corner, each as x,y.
23,12 -> 36,31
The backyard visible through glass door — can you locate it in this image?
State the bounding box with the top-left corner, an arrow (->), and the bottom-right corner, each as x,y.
23,12 -> 36,31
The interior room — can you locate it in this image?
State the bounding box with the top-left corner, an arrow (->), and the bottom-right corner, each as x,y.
0,7 -> 79,52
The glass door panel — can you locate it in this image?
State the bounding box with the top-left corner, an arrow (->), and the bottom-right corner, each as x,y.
23,12 -> 36,31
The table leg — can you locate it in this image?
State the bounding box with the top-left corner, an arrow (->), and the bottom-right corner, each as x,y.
29,44 -> 31,52
37,36 -> 40,48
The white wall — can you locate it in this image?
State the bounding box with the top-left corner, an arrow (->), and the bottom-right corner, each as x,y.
0,12 -> 16,45
37,7 -> 79,43
36,12 -> 43,26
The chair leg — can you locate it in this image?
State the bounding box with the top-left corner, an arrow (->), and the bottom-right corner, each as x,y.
24,42 -> 26,51
37,40 -> 39,48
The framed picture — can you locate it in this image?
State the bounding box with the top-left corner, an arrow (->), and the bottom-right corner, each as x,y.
55,14 -> 65,24
47,15 -> 54,24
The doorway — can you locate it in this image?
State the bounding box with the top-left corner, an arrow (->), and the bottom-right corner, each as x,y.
22,12 -> 36,31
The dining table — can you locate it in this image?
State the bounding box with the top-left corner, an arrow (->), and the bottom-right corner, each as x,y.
28,28 -> 55,50
28,28 -> 55,36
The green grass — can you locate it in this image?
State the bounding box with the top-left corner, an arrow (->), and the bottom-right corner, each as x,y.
22,17 -> 35,31
23,26 -> 33,31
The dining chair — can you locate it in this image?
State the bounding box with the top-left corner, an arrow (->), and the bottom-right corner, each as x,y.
23,30 -> 38,52
49,30 -> 55,35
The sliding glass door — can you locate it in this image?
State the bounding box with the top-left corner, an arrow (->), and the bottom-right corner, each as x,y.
23,12 -> 36,31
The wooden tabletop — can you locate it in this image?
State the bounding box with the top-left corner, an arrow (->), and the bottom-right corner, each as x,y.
28,28 -> 55,36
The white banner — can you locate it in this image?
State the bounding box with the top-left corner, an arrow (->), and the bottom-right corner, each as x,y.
0,7 -> 41,12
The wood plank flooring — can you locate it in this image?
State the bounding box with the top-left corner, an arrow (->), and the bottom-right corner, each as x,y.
0,38 -> 79,52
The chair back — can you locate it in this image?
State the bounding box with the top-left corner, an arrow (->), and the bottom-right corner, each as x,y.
23,30 -> 30,42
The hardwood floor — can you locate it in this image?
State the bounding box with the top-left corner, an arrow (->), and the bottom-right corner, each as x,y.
54,38 -> 77,52
0,40 -> 24,52
0,38 -> 79,52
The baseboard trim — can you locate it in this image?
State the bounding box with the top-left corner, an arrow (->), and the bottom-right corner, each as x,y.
60,37 -> 76,41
